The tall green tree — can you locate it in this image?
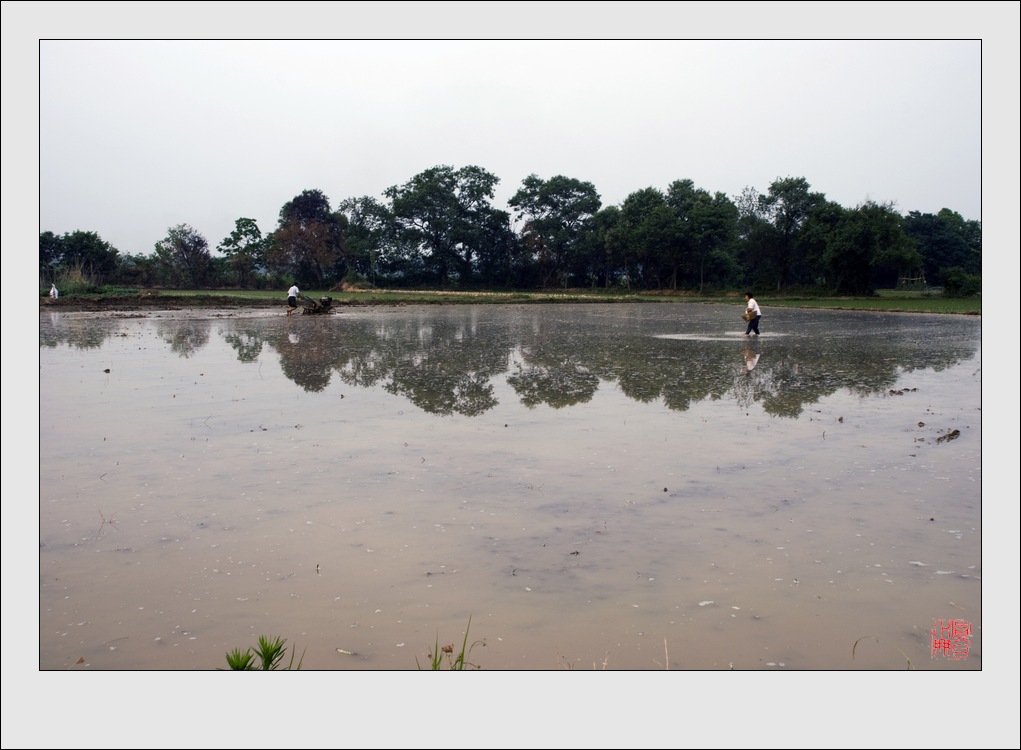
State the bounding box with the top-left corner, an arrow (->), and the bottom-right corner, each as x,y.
472,205 -> 521,288
756,176 -> 827,291
115,253 -> 159,287
386,167 -> 460,285
337,195 -> 395,284
40,230 -> 121,284
267,189 -> 347,287
662,179 -> 699,290
385,165 -> 506,287
508,174 -> 601,289
865,203 -> 923,290
617,187 -> 674,289
733,186 -> 767,287
217,217 -> 265,288
904,209 -> 981,284
799,199 -> 848,287
591,205 -> 625,289
39,231 -> 62,281
153,224 -> 212,287
824,201 -> 916,294
666,180 -> 739,292
692,191 -> 740,292
451,166 -> 511,285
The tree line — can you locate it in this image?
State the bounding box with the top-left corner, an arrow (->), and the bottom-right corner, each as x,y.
39,166 -> 982,297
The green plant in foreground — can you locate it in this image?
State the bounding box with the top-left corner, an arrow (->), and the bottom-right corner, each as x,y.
223,635 -> 305,670
417,616 -> 485,670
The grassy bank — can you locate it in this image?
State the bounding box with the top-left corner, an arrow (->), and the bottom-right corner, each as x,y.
42,287 -> 981,315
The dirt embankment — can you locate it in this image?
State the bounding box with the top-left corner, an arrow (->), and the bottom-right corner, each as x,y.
41,294 -> 283,313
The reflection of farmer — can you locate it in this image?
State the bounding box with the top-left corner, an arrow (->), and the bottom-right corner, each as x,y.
286,284 -> 302,316
744,292 -> 761,336
742,345 -> 760,375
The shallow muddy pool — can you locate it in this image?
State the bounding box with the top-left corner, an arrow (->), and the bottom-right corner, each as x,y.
37,303 -> 982,671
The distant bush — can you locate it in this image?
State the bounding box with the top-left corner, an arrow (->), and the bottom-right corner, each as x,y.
51,260 -> 102,295
939,267 -> 980,297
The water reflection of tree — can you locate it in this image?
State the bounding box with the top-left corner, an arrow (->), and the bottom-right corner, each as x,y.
155,320 -> 211,358
386,367 -> 498,416
213,308 -> 978,417
733,335 -> 962,418
376,318 -> 505,415
507,362 -> 599,409
275,329 -> 335,393
222,330 -> 266,363
655,354 -> 733,412
506,343 -> 599,408
224,318 -> 348,393
574,335 -> 733,412
39,314 -> 114,350
254,316 -> 509,410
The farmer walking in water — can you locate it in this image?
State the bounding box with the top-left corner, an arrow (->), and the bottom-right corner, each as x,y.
744,292 -> 761,336
286,283 -> 301,316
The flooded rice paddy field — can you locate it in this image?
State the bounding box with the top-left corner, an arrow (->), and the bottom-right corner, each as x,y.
37,303 -> 984,671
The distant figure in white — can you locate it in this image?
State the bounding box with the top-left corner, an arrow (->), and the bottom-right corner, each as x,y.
49,283 -> 59,300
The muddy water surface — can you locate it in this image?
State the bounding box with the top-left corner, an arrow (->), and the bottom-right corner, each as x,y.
38,303 -> 982,670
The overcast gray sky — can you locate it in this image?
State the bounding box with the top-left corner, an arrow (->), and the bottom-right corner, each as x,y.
35,36 -> 985,255
3,3 -> 1016,263
9,4 -> 1013,261
5,3 -> 1020,748
4,4 -> 1017,264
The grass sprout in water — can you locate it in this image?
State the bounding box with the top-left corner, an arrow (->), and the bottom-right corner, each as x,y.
418,617 -> 485,670
223,635 -> 305,670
